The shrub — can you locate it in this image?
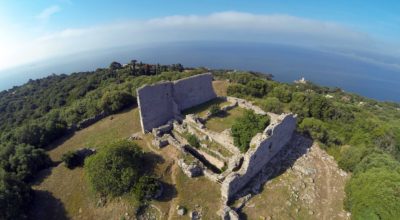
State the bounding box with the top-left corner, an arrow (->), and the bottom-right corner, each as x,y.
231,110 -> 270,152
260,97 -> 284,114
61,151 -> 82,169
298,118 -> 328,144
209,104 -> 221,116
187,134 -> 200,148
338,146 -> 369,172
345,167 -> 400,219
85,140 -> 143,197
132,175 -> 161,202
270,85 -> 292,103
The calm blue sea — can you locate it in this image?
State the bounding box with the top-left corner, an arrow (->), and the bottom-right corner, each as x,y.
0,42 -> 399,102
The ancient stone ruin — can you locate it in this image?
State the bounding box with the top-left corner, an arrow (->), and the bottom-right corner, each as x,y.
137,73 -> 217,133
136,73 -> 297,219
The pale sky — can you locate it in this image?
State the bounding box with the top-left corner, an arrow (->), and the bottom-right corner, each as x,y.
0,0 -> 399,72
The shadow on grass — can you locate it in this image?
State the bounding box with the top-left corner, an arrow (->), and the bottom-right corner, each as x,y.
28,190 -> 69,220
155,181 -> 177,202
142,152 -> 165,173
182,97 -> 227,115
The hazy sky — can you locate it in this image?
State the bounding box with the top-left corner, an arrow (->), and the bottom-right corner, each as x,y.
0,0 -> 399,73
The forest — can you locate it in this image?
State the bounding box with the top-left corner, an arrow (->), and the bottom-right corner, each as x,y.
1,61 -> 400,219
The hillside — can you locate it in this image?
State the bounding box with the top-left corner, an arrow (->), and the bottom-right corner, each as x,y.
1,62 -> 400,219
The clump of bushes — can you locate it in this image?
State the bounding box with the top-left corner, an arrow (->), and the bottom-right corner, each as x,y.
85,140 -> 144,197
209,104 -> 221,116
62,151 -> 81,169
85,140 -> 160,202
61,149 -> 95,169
133,175 -> 161,202
259,97 -> 284,114
0,143 -> 51,182
231,110 -> 270,153
344,152 -> 400,219
187,134 -> 200,148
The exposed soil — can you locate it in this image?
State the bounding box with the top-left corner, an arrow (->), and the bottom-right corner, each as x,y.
240,137 -> 350,220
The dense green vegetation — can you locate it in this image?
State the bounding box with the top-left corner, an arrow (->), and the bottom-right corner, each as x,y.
345,152 -> 400,219
85,140 -> 160,204
0,168 -> 32,220
0,63 -> 399,219
231,110 -> 270,152
85,140 -> 145,197
217,71 -> 400,220
0,60 -> 195,219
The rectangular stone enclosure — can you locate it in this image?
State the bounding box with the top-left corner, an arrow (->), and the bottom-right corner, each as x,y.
137,73 -> 217,133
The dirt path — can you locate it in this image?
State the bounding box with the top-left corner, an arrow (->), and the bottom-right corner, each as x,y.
314,145 -> 334,220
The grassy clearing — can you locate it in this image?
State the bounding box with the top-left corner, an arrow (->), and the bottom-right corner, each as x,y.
31,107 -> 145,220
205,107 -> 246,132
171,169 -> 221,219
212,80 -> 229,97
48,107 -> 142,162
202,140 -> 233,158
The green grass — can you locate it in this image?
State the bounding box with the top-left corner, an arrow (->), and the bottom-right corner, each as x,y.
31,107 -> 144,219
202,140 -> 233,158
172,169 -> 221,220
48,107 -> 142,161
205,107 -> 247,132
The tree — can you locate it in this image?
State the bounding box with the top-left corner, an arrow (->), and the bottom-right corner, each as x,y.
298,118 -> 328,144
99,91 -> 134,113
260,97 -> 283,114
0,144 -> 51,181
109,61 -> 122,71
0,168 -> 32,220
231,110 -> 270,152
130,60 -> 137,75
85,140 -> 143,197
270,85 -> 292,103
133,175 -> 161,202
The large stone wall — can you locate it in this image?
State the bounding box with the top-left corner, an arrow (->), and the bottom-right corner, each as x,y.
173,73 -> 217,111
221,114 -> 297,201
137,82 -> 177,133
137,73 -> 217,133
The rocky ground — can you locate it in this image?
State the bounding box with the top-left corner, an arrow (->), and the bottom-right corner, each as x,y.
239,133 -> 350,220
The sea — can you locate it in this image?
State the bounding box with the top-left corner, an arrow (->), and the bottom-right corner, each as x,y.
0,42 -> 399,102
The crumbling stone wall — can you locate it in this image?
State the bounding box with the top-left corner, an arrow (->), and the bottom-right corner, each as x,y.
137,73 -> 216,133
221,114 -> 297,201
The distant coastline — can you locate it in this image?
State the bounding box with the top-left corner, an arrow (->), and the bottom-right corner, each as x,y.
1,42 -> 399,102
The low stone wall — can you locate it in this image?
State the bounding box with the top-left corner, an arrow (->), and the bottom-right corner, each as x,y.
77,111 -> 107,130
221,113 -> 297,201
226,97 -> 266,115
